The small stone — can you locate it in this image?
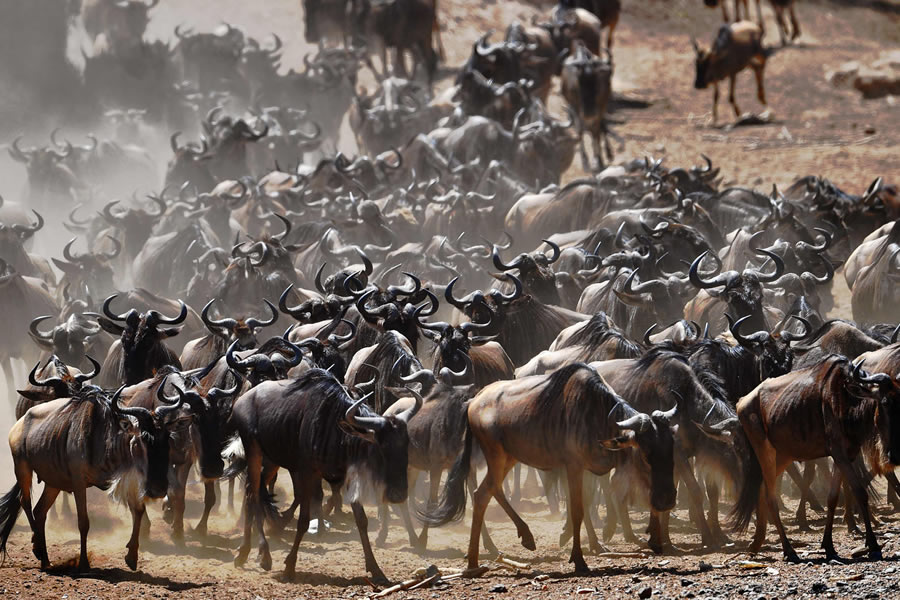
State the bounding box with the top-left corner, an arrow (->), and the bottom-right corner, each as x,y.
811,582 -> 828,594
698,561 -> 713,573
639,586 -> 653,599
489,585 -> 508,593
681,579 -> 694,587
632,576 -> 642,583
865,126 -> 876,134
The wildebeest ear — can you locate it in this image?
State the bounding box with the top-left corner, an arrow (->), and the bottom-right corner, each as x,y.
160,327 -> 183,338
16,389 -> 50,402
600,432 -> 637,450
97,317 -> 125,335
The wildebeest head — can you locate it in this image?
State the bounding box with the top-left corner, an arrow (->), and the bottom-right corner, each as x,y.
602,403 -> 679,512
343,388 -> 422,503
17,355 -> 101,410
99,195 -> 167,257
201,298 -> 278,350
689,247 -> 785,330
848,360 -> 900,468
0,210 -> 44,275
100,294 -> 187,385
112,382 -> 188,499
225,332 -> 303,386
691,37 -> 713,90
109,0 -> 159,44
727,313 -> 811,379
158,370 -> 242,479
165,132 -> 215,190
8,137 -> 79,201
29,313 -> 103,369
492,240 -> 562,305
52,236 -> 120,301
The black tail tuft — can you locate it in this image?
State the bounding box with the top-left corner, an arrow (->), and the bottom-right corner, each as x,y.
418,421 -> 473,526
729,432 -> 762,533
0,483 -> 23,565
258,483 -> 281,524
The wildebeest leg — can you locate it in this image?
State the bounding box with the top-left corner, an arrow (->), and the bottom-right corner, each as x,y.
283,474 -> 313,579
835,456 -> 881,559
581,473 -> 605,553
125,501 -> 145,571
886,472 -> 900,510
606,14 -> 618,50
842,479 -> 863,537
32,484 -> 59,568
512,464 -> 522,502
705,475 -> 727,544
676,457 -> 716,547
375,503 -> 390,547
821,465 -> 843,559
351,501 -> 388,584
721,1 -> 730,21
754,0 -> 765,36
752,63 -> 767,109
788,4 -> 800,40
647,509 -> 664,553
467,469 -> 498,554
565,466 -> 589,573
170,462 -> 190,545
234,440 -> 262,568
417,467 -> 441,550
396,497 -> 418,549
711,82 -> 720,125
491,480 -> 536,551
762,455 -> 799,562
467,452 -> 509,569
728,75 -> 741,118
278,471 -> 302,530
787,462 -> 815,531
194,481 -> 216,538
773,5 -> 788,46
538,469 -> 560,515
227,477 -> 235,511
73,484 -> 91,571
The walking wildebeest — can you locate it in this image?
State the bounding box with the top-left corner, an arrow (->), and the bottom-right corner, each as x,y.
692,21 -> 771,125
423,363 -> 678,573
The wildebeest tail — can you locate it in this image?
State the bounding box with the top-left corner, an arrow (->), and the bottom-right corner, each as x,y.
256,481 -> 281,524
419,420 -> 472,526
0,483 -> 22,565
729,434 -> 762,533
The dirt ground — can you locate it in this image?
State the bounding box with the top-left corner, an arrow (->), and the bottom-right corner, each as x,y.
0,0 -> 899,598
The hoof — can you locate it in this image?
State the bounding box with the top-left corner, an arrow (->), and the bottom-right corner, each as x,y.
125,553 -> 138,571
784,552 -> 801,564
573,561 -> 590,575
369,570 -> 389,586
77,559 -> 91,572
520,531 -> 536,551
234,551 -> 249,568
259,553 -> 272,571
869,547 -> 883,561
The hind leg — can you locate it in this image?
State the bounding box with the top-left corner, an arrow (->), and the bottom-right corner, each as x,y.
73,484 -> 91,571
32,484 -> 59,568
788,4 -> 800,40
752,64 -> 768,110
283,473 -> 313,578
468,469 -> 498,554
728,74 -> 741,117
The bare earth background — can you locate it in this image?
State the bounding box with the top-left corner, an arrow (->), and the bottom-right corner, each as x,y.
0,0 -> 898,598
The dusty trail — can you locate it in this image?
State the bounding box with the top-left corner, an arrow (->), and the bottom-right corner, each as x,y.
0,0 -> 897,597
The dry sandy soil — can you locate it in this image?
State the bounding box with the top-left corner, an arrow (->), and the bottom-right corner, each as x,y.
0,0 -> 898,598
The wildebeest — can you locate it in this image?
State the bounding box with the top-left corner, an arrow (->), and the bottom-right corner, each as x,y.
732,356 -> 900,561
561,40 -> 614,170
692,21 -> 771,124
0,385 -> 186,571
98,294 -> 188,386
423,363 -> 678,572
230,368 -> 421,581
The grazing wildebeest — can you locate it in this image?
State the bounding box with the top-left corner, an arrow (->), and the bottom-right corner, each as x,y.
423,363 -> 678,572
692,21 -> 771,124
0,385 -> 186,571
732,356 -> 900,561
230,368 -> 420,581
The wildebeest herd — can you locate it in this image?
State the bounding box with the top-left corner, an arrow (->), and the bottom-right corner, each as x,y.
0,0 -> 898,588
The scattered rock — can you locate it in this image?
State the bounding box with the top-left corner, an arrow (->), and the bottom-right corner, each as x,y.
810,582 -> 828,594
681,579 -> 695,587
639,586 -> 653,599
698,561 -> 713,573
489,584 -> 508,593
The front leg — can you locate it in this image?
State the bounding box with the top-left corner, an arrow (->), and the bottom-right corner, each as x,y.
194,481 -> 216,538
125,502 -> 145,570
352,501 -> 388,584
